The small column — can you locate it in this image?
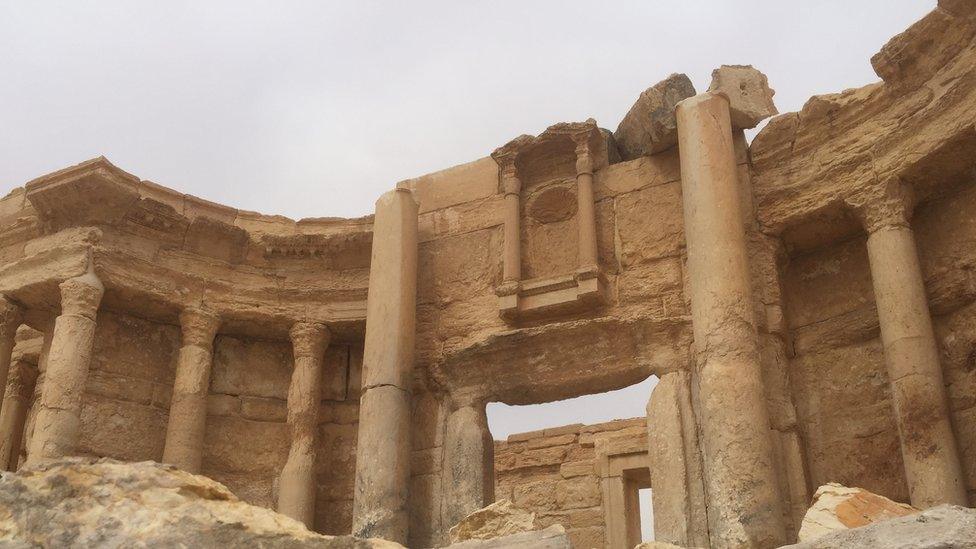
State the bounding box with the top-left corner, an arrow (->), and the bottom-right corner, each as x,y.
676,92 -> 786,547
858,186 -> 967,507
26,269 -> 104,464
0,297 -> 23,417
278,321 -> 331,527
352,188 -> 418,544
500,160 -> 522,285
573,138 -> 599,272
162,306 -> 220,474
0,360 -> 38,470
441,399 -> 494,531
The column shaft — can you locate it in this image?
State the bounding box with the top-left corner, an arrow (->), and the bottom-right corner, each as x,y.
162,307 -> 220,474
0,297 -> 23,419
676,92 -> 785,547
441,402 -> 494,531
26,270 -> 104,464
501,166 -> 522,284
0,360 -> 38,470
866,224 -> 967,506
278,322 -> 330,527
575,144 -> 598,270
352,188 -> 418,544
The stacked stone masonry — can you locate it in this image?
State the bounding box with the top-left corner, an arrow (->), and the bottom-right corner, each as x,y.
0,4 -> 975,548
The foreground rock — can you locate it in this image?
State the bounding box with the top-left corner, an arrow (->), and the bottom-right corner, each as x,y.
614,73 -> 696,159
797,483 -> 917,541
448,499 -> 540,543
783,505 -> 976,549
0,458 -> 402,548
445,525 -> 571,549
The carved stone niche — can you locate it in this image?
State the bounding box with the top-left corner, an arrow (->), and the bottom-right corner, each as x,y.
491,119 -> 611,322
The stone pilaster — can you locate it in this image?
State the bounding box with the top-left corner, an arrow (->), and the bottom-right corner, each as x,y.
0,360 -> 38,470
278,321 -> 331,527
676,92 -> 786,547
573,138 -> 598,272
26,269 -> 104,464
162,306 -> 220,474
500,159 -> 522,287
352,188 -> 418,544
441,399 -> 494,532
854,182 -> 967,508
0,297 -> 22,419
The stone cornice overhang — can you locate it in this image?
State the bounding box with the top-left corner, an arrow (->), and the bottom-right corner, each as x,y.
2,157 -> 372,340
750,6 -> 976,237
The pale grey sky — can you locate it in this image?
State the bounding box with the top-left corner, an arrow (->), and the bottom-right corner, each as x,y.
0,2 -> 936,539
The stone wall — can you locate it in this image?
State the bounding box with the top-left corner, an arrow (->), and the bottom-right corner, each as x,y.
494,418 -> 648,549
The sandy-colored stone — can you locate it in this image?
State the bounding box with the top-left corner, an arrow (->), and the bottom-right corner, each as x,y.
449,499 -> 540,543
445,524 -> 571,549
785,504 -> 975,549
707,64 -> 777,129
797,483 -> 918,542
1,7 -> 975,547
615,73 -> 696,159
0,457 -> 402,548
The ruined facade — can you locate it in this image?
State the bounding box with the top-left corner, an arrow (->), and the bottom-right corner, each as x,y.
0,3 -> 975,548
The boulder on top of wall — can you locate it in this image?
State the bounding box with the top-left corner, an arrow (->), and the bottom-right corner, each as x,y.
796,483 -> 918,542
449,499 -> 542,543
614,73 -> 697,160
783,505 -> 976,549
707,64 -> 778,129
0,457 -> 402,548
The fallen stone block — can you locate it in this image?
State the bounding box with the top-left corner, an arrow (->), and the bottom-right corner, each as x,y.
783,504 -> 976,549
797,483 -> 918,542
614,73 -> 696,159
444,524 -> 571,548
449,498 -> 541,543
707,64 -> 777,129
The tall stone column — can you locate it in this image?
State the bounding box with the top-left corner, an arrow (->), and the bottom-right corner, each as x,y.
26,269 -> 104,464
676,92 -> 785,547
573,139 -> 598,271
0,360 -> 38,470
162,307 -> 220,474
278,321 -> 331,527
352,188 -> 418,544
441,399 -> 494,531
858,186 -> 967,507
0,297 -> 23,417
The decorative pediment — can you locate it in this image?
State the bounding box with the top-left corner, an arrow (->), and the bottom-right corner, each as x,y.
25,157 -> 142,230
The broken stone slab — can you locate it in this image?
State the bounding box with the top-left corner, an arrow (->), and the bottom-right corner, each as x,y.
0,457 -> 403,548
707,65 -> 778,129
797,483 -> 918,542
444,524 -> 571,549
614,73 -> 696,159
449,498 -> 541,543
783,505 -> 976,549
634,542 -> 687,548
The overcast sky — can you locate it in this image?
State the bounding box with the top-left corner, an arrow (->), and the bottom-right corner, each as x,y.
2,1 -> 932,221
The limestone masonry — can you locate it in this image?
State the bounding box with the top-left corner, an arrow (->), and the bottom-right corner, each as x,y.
1,3 -> 975,548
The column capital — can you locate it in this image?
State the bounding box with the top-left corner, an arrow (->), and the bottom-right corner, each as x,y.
574,139 -> 594,176
0,296 -> 22,334
179,307 -> 220,349
500,161 -> 521,196
290,321 -> 331,360
59,270 -> 104,320
849,179 -> 916,234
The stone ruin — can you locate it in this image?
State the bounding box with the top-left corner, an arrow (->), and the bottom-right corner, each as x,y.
0,3 -> 975,548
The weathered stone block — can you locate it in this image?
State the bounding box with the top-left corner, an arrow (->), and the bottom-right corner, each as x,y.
614,74 -> 696,159
707,65 -> 778,129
